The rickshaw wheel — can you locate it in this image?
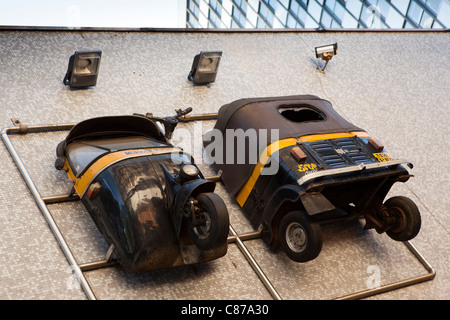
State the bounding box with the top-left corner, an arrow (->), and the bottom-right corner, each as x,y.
189,193 -> 229,250
279,211 -> 322,262
384,196 -> 421,241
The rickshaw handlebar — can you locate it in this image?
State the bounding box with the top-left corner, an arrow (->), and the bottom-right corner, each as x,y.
134,107 -> 193,122
175,107 -> 193,118
134,107 -> 193,139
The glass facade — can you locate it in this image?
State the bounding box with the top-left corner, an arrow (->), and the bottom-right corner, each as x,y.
186,0 -> 450,29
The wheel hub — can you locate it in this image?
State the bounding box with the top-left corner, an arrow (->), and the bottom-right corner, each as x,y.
286,222 -> 307,253
192,211 -> 211,240
387,206 -> 407,233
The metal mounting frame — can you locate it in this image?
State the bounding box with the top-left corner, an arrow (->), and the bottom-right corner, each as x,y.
1,117 -> 435,300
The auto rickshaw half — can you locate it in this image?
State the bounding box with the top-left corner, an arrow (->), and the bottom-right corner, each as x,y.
55,108 -> 229,273
204,95 -> 421,263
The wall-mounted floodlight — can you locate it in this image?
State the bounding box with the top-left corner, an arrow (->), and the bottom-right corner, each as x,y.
188,51 -> 222,85
63,50 -> 102,88
315,43 -> 337,73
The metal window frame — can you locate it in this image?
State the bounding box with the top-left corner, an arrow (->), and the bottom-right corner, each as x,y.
185,0 -> 448,30
1,117 -> 435,300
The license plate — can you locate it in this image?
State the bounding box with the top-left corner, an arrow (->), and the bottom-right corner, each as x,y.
373,152 -> 391,162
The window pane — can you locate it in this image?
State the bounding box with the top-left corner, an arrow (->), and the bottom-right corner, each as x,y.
325,0 -> 336,11
425,0 -> 442,13
341,11 -> 358,28
391,0 -> 409,15
420,11 -> 434,27
407,1 -> 423,24
345,0 -> 362,18
308,0 -> 322,22
304,15 -> 319,28
436,0 -> 450,27
287,13 -> 299,27
385,6 -> 405,28
321,10 -> 332,27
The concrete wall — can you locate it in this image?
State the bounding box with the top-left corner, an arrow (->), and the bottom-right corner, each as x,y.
0,29 -> 448,300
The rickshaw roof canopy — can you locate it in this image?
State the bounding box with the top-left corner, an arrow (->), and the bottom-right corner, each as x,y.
65,115 -> 167,145
214,95 -> 362,140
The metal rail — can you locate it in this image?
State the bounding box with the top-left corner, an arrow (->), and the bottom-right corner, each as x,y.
336,241 -> 436,300
228,226 -> 282,300
1,119 -> 436,300
1,125 -> 96,300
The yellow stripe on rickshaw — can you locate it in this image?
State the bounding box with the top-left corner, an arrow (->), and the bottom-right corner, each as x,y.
235,138 -> 298,207
298,131 -> 369,142
65,147 -> 181,198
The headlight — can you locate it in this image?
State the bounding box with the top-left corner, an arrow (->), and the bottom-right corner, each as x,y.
181,164 -> 199,178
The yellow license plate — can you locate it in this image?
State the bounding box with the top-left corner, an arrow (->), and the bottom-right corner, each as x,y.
298,163 -> 318,172
373,152 -> 391,162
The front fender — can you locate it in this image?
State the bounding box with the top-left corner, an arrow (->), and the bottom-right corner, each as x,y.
263,185 -> 302,223
173,179 -> 216,238
262,185 -> 303,245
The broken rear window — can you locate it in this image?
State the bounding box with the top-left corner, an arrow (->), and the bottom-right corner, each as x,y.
278,105 -> 326,122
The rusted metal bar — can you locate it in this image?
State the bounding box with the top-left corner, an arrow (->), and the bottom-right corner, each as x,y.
79,260 -> 118,272
42,194 -> 80,204
179,113 -> 218,122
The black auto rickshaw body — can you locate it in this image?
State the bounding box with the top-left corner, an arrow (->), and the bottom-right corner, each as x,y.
55,108 -> 229,273
204,95 -> 421,262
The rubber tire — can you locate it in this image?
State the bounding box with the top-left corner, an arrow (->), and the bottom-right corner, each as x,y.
278,211 -> 323,262
189,193 -> 229,251
385,196 -> 421,241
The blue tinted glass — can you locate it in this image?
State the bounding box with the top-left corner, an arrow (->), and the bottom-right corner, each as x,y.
426,0 -> 442,13
420,11 -> 434,27
304,14 -> 319,27
345,0 -> 363,17
334,2 -> 346,20
308,0 -> 323,21
188,0 -> 448,29
436,0 -> 450,26
279,0 -> 289,8
321,10 -> 333,27
408,1 -> 424,24
287,14 -> 298,27
325,0 -> 336,11
385,6 -> 405,28
391,0 -> 409,15
341,11 -> 358,28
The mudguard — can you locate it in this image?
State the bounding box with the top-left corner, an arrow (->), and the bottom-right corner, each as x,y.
160,165 -> 216,238
262,185 -> 335,245
300,192 -> 335,216
173,179 -> 216,238
262,185 -> 302,244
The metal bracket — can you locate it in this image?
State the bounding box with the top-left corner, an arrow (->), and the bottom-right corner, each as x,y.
11,118 -> 21,126
10,118 -> 29,134
205,169 -> 222,182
